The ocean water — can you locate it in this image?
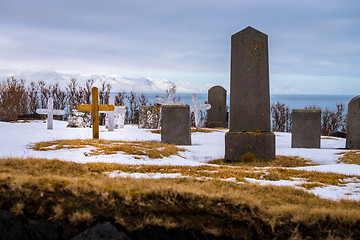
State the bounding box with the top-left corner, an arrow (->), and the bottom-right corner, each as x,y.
128,93 -> 356,112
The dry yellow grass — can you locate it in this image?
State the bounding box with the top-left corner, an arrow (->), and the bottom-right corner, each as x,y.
69,210 -> 93,225
337,151 -> 360,165
1,157 -> 360,239
299,182 -> 324,190
265,168 -> 354,186
87,162 -> 263,182
28,139 -> 186,159
9,119 -> 33,123
208,155 -> 318,168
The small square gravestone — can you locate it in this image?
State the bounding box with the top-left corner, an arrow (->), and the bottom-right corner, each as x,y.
161,105 -> 191,145
138,106 -> 161,129
205,86 -> 228,128
346,96 -> 360,149
291,109 -> 321,148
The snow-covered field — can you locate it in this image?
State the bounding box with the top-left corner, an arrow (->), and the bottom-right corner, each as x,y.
1,120 -> 360,201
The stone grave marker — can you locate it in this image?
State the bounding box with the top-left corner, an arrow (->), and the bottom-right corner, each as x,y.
346,96 -> 360,149
139,106 -> 161,129
225,26 -> 275,161
103,96 -> 126,131
116,107 -> 126,128
67,108 -> 91,128
77,87 -> 114,139
190,94 -> 211,129
291,109 -> 321,148
154,86 -> 184,106
36,97 -> 65,130
205,86 -> 228,128
161,105 -> 191,145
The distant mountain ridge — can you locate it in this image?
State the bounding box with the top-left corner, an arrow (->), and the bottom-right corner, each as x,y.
0,70 -> 192,93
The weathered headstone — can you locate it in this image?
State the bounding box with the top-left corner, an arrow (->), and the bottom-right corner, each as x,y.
77,87 -> 114,139
67,108 -> 91,128
103,96 -> 126,131
154,86 -> 184,106
36,97 -> 65,130
161,105 -> 191,145
291,109 -> 321,148
139,106 -> 161,129
190,94 -> 211,129
225,26 -> 275,161
104,107 -> 126,130
115,106 -> 126,128
205,86 -> 228,128
346,96 -> 360,149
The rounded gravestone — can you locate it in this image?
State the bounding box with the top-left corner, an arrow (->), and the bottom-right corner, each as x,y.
205,86 -> 228,128
346,96 -> 360,149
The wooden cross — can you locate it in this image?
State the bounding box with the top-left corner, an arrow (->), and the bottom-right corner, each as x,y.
36,97 -> 65,130
77,87 -> 114,139
190,93 -> 211,129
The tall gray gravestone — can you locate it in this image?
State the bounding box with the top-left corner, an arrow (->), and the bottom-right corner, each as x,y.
291,110 -> 321,148
225,26 -> 275,161
346,96 -> 360,149
139,106 -> 161,129
161,105 -> 191,145
205,86 -> 228,128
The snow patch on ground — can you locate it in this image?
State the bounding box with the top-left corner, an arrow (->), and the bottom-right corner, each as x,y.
107,171 -> 188,179
1,120 -> 360,201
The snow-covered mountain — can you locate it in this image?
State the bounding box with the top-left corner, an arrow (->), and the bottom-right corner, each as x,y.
0,70 -> 192,93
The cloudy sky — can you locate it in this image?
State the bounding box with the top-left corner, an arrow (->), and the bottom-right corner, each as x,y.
0,0 -> 359,94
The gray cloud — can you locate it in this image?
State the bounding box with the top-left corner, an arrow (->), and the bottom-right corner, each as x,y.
0,0 -> 359,92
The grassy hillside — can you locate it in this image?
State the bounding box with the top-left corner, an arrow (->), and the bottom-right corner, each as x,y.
1,157 -> 359,239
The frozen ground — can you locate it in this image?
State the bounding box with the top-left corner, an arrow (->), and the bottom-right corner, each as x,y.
1,120 -> 360,201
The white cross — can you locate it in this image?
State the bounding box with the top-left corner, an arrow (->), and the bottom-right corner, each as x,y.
154,86 -> 184,106
104,96 -> 126,131
36,97 -> 66,130
190,94 -> 211,129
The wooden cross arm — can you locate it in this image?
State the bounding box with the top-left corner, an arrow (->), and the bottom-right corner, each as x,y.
99,105 -> 115,111
77,104 -> 115,112
77,104 -> 92,111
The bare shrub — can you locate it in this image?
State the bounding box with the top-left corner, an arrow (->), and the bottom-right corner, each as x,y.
50,83 -> 68,119
83,79 -> 94,104
321,103 -> 346,135
125,92 -> 139,124
305,103 -> 346,135
38,81 -> 50,109
115,91 -> 125,105
98,82 -> 112,125
271,101 -> 291,132
0,77 -> 28,120
138,93 -> 148,106
99,82 -> 111,105
27,82 -> 39,114
67,78 -> 78,111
